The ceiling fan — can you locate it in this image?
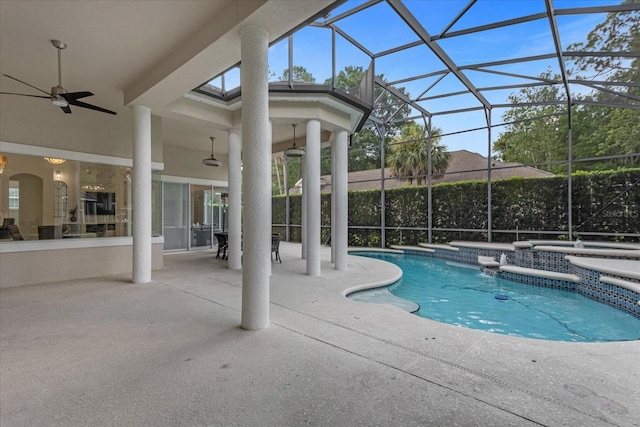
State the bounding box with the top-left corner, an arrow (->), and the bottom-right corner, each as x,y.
0,39 -> 117,115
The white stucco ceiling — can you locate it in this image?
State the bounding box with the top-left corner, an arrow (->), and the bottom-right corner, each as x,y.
0,0 -> 341,154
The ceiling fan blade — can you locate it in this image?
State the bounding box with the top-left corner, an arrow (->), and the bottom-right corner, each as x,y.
67,99 -> 117,115
61,105 -> 72,114
62,91 -> 94,101
0,91 -> 50,99
2,74 -> 51,96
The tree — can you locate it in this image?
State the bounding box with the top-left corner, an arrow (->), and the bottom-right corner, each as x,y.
274,65 -> 415,176
586,107 -> 640,167
494,4 -> 640,172
272,156 -> 304,196
325,66 -> 412,172
280,65 -> 316,83
569,0 -> 640,168
568,0 -> 639,85
327,66 -> 411,137
330,65 -> 364,90
493,70 -> 571,172
318,127 -> 386,176
386,121 -> 450,185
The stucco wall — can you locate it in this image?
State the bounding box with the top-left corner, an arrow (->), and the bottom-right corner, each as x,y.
0,96 -> 163,162
162,144 -> 228,183
0,240 -> 164,288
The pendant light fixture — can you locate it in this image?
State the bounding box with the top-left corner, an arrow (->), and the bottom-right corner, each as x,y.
284,123 -> 304,158
203,136 -> 222,167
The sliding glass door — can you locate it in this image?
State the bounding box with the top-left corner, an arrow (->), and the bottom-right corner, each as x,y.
163,182 -> 189,251
163,182 -> 227,251
191,185 -> 213,248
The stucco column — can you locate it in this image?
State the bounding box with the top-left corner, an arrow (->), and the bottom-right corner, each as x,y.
330,135 -> 336,263
267,120 -> 273,276
301,154 -> 307,259
306,119 -> 321,276
132,104 -> 152,284
240,25 -> 270,330
285,158 -> 290,242
334,129 -> 348,271
228,128 -> 242,270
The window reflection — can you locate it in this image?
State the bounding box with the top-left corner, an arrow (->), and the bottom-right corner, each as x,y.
0,153 -> 159,241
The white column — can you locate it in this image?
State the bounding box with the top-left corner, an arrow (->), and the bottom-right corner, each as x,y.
285,158 -> 290,242
240,25 -> 270,331
132,104 -> 152,284
267,120 -> 273,276
330,135 -> 336,263
334,130 -> 348,271
306,119 -> 321,276
228,129 -> 242,270
301,154 -> 307,259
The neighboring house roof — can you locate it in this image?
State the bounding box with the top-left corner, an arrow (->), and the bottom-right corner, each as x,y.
291,150 -> 554,194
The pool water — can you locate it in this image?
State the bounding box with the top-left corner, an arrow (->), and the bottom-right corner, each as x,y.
351,252 -> 640,342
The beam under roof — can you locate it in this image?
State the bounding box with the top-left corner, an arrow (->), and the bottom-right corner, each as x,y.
387,0 -> 490,111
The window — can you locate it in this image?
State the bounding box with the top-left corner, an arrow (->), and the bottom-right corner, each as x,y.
8,185 -> 19,209
0,153 -> 159,241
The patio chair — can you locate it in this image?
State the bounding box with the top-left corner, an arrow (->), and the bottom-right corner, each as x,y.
272,233 -> 281,263
215,233 -> 228,260
0,217 -> 15,240
9,224 -> 24,241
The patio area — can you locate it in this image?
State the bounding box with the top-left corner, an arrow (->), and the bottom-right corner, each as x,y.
1,241 -> 638,426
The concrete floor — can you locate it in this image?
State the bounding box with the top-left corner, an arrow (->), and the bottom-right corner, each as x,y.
1,242 -> 638,426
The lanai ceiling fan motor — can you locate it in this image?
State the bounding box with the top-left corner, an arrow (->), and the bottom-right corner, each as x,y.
0,39 -> 117,115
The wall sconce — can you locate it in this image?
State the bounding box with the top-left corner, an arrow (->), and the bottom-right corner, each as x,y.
55,170 -> 62,181
0,155 -> 6,174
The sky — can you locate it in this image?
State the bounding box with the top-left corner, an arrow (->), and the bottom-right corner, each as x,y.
214,0 -> 623,154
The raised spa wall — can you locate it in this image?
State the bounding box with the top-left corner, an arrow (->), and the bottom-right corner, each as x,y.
395,241 -> 640,319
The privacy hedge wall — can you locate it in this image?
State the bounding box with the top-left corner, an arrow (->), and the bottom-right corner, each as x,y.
272,168 -> 640,246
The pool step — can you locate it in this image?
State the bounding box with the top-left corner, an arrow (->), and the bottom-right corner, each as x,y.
347,287 -> 420,313
478,256 -> 500,268
390,245 -> 435,253
418,243 -> 459,251
600,276 -> 640,294
450,241 -> 516,251
499,265 -> 580,283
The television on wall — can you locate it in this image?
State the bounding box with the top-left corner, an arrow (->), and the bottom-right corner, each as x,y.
84,191 -> 116,215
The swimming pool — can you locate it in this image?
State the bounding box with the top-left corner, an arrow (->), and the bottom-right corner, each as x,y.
349,251 -> 640,342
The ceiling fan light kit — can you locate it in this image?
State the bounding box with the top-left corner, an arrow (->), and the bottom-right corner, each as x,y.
50,86 -> 69,107
284,123 -> 304,158
51,95 -> 68,107
203,158 -> 222,167
203,137 -> 222,167
0,39 -> 116,115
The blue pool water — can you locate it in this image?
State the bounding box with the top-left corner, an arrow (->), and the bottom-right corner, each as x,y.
350,252 -> 640,342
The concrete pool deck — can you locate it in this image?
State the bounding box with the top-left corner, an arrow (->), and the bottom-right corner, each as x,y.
1,242 -> 638,426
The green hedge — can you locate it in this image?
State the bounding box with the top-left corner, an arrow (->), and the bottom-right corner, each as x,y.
273,168 -> 640,246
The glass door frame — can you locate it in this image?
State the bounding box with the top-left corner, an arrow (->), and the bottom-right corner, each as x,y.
162,176 -> 228,252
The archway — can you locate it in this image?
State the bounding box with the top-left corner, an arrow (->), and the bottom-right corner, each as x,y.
9,173 -> 43,237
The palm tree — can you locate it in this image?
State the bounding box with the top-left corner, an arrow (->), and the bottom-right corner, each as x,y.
387,122 -> 450,185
